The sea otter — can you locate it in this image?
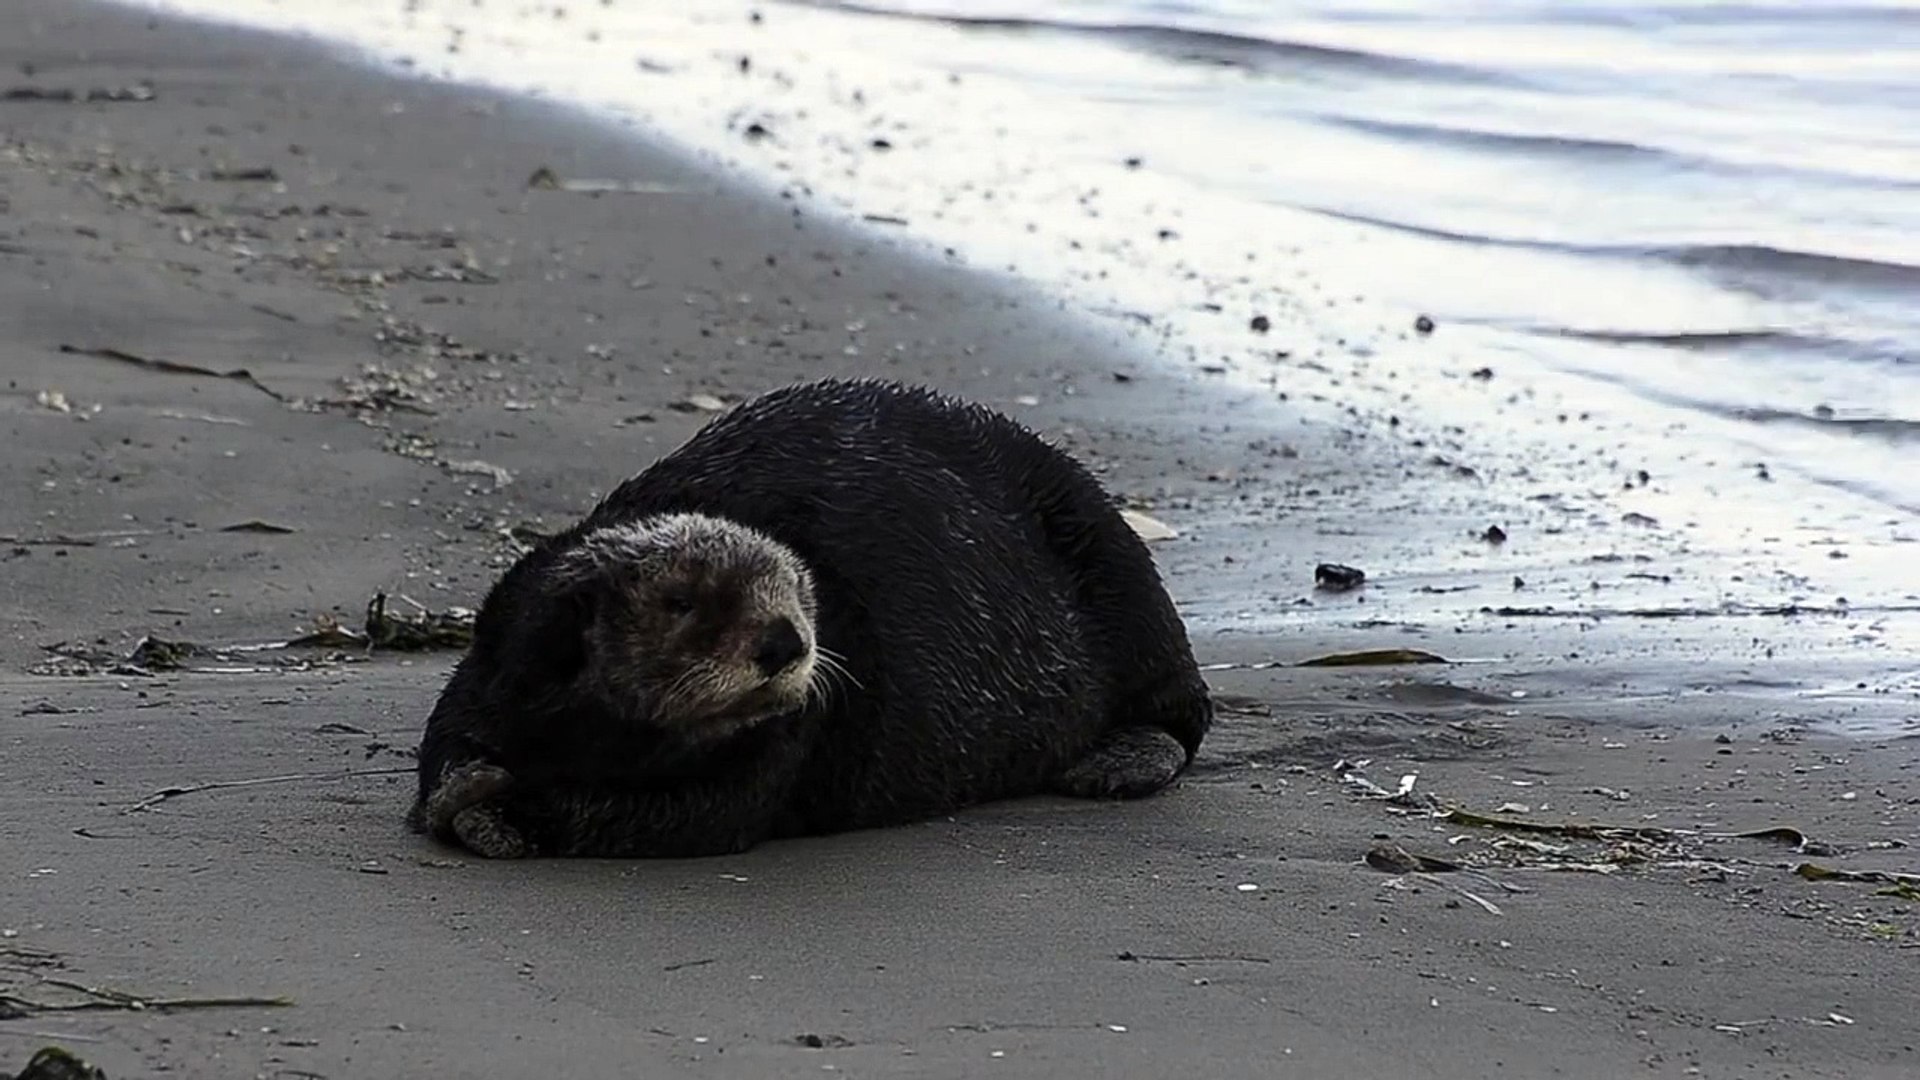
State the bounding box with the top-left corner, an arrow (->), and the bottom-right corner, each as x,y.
408,377 -> 1212,858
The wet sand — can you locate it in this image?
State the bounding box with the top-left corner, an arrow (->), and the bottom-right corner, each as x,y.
2,2 -> 1916,1077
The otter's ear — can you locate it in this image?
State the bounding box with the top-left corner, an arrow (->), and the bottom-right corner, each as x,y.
501,562 -> 601,683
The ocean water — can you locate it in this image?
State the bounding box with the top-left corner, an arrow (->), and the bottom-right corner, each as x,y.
115,0 -> 1920,537
791,0 -> 1920,506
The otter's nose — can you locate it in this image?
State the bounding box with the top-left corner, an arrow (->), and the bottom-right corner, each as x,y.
753,617 -> 808,676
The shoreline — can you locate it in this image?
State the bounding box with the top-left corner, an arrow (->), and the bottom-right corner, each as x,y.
110,0 -> 1920,583
2,1 -> 1917,1077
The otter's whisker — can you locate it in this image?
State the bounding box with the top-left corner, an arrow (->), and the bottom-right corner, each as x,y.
653,662 -> 714,724
648,664 -> 704,721
804,664 -> 842,712
816,647 -> 864,691
806,650 -> 857,711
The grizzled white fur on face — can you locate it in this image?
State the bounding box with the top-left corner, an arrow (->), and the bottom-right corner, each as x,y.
555,513 -> 819,741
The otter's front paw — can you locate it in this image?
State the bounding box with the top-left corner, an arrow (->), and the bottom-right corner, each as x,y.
424,760 -> 516,836
451,802 -> 534,859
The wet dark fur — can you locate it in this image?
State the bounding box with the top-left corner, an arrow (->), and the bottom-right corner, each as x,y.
409,377 -> 1213,857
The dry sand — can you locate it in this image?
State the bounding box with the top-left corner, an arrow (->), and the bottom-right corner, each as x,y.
2,2 -> 1916,1077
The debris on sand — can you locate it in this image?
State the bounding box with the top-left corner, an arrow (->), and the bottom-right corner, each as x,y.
283,613 -> 371,651
440,457 -> 514,488
1297,648 -> 1449,668
57,344 -> 288,403
1334,760 -> 1421,806
1200,648 -> 1452,673
124,636 -> 200,671
507,522 -> 557,547
219,520 -> 297,535
1314,563 -> 1366,592
323,363 -> 438,415
1115,950 -> 1270,965
1121,509 -> 1178,542
284,593 -> 474,652
32,593 -> 472,678
1342,780 -> 1896,904
670,392 -> 730,413
1794,863 -> 1920,893
1363,843 -> 1512,915
525,164 -> 687,194
32,635 -> 243,677
1365,842 -> 1460,875
361,592 -> 474,652
1434,803 -> 1686,843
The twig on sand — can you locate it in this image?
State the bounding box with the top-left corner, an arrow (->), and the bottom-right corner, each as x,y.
123,766 -> 413,814
2,977 -> 290,1017
58,344 -> 289,404
0,529 -> 159,547
1115,951 -> 1271,965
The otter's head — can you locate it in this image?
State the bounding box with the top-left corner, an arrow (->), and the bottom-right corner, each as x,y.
547,513 -> 819,743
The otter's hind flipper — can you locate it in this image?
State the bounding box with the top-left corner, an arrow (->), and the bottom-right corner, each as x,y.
1054,726 -> 1189,799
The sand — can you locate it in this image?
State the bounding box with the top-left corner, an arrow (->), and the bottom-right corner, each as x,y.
2,1 -> 1916,1077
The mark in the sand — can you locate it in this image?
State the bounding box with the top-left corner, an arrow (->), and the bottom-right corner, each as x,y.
1481,602 -> 1920,619
205,166 -> 278,182
1115,951 -> 1271,965
123,766 -> 414,815
3,84 -> 155,103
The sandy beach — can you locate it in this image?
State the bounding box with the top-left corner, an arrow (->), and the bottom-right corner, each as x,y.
2,1 -> 1917,1077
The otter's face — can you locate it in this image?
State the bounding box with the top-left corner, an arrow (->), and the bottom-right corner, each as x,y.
556,514 -> 818,743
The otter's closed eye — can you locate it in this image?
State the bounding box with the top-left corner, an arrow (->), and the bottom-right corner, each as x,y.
659,590 -> 696,617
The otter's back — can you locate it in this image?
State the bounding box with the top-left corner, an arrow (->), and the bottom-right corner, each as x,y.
586,379 -> 1127,825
